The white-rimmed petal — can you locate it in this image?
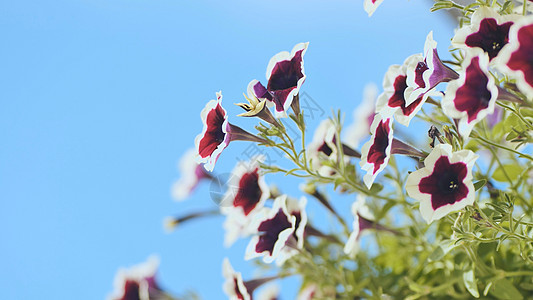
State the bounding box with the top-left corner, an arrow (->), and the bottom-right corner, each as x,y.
360,114 -> 394,189
344,83 -> 378,148
452,7 -> 515,61
265,42 -> 309,118
495,15 -> 533,99
107,256 -> 160,300
222,258 -> 251,300
442,50 -> 498,137
405,144 -> 478,223
245,195 -> 296,264
195,91 -> 231,171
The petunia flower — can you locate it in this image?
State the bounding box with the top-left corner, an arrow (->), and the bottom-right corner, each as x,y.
275,196 -> 308,266
222,258 -> 252,300
222,258 -> 278,300
495,15 -> 533,99
344,196 -> 386,257
221,156 -> 269,217
442,51 -> 498,137
376,56 -> 436,127
245,195 -> 297,264
364,0 -> 384,17
235,80 -> 281,128
252,43 -> 309,118
405,144 -> 479,223
452,7 -> 515,61
171,148 -> 213,201
195,91 -> 266,172
221,156 -> 270,247
107,256 -> 165,300
404,31 -> 459,105
360,114 -> 394,189
343,83 -> 378,149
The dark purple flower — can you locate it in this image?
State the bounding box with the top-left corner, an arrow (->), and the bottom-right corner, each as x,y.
406,144 -> 478,223
496,15 -> 533,99
221,157 -> 269,247
195,92 -> 266,171
443,51 -> 498,137
360,114 -> 393,189
452,7 -> 514,61
376,58 -> 435,127
246,196 -> 296,264
253,43 -> 308,118
404,32 -> 459,104
223,259 -> 278,300
108,256 -> 164,300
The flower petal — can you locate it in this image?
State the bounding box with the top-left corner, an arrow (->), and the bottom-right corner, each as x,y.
495,15 -> 533,99
406,144 -> 478,223
195,92 -> 231,171
442,51 -> 498,137
265,43 -> 309,118
360,114 -> 394,189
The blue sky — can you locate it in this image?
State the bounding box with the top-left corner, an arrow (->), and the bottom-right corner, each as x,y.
0,1 -> 454,299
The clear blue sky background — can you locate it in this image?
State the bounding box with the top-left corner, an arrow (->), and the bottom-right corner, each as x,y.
0,1 -> 454,299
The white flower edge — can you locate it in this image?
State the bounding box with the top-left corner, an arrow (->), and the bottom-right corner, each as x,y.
244,195 -> 297,264
107,256 -> 159,300
442,50 -> 498,138
194,91 -> 230,171
494,15 -> 533,99
405,144 -> 479,223
359,114 -> 394,189
265,42 -> 309,118
222,258 -> 251,300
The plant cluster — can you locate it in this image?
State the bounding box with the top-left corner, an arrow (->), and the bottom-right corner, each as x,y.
108,1 -> 533,299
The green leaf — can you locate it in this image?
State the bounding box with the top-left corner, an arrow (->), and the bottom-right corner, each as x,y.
489,278 -> 523,300
492,164 -> 522,182
473,179 -> 486,191
428,240 -> 456,262
463,269 -> 479,298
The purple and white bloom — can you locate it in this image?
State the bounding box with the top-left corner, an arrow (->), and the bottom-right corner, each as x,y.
221,156 -> 269,217
275,196 -> 308,266
195,92 -> 266,171
344,196 -> 376,257
360,114 -> 394,189
406,144 -> 479,223
195,92 -> 229,171
343,83 -> 378,149
245,195 -> 297,264
221,156 -> 270,247
452,7 -> 515,61
404,32 -> 459,104
364,0 -> 384,17
307,119 -> 338,175
376,57 -> 433,127
222,258 -> 252,300
442,51 -> 498,137
107,256 -> 163,300
171,148 -> 212,201
495,15 -> 533,99
252,43 -> 309,118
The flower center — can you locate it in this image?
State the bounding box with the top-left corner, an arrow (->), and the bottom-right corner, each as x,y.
438,171 -> 460,194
